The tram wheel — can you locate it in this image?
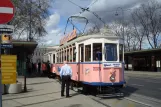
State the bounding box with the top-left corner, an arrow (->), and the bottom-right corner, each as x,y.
83,84 -> 89,95
91,86 -> 97,96
71,82 -> 74,90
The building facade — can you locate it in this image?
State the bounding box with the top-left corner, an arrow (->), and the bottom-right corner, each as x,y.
32,45 -> 59,63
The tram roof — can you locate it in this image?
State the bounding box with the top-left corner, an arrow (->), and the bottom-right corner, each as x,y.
57,34 -> 121,50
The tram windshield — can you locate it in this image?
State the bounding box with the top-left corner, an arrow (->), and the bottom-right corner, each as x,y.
104,43 -> 117,61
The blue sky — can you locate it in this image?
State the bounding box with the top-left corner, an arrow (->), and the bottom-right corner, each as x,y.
41,0 -> 161,49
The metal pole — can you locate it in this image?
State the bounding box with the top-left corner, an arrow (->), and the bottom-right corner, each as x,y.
24,45 -> 27,92
115,7 -> 125,61
0,30 -> 2,107
29,0 -> 32,41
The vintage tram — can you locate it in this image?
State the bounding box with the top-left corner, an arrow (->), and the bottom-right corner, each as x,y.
50,28 -> 126,94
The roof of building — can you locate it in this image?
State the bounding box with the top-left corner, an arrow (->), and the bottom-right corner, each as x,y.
125,48 -> 161,55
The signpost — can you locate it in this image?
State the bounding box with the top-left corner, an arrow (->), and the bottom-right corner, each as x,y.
1,55 -> 17,84
0,0 -> 15,107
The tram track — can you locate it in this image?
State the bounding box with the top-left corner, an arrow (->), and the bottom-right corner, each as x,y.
55,78 -> 161,107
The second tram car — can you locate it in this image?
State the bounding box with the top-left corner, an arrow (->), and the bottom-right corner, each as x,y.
50,28 -> 126,94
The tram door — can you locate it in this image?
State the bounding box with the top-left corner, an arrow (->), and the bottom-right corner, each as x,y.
78,44 -> 84,81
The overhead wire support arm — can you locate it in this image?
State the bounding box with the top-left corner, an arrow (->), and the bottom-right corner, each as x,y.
69,20 -> 82,34
69,16 -> 89,33
64,18 -> 70,35
64,15 -> 89,35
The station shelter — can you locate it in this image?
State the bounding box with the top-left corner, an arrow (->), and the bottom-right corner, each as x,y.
124,48 -> 161,72
1,40 -> 38,76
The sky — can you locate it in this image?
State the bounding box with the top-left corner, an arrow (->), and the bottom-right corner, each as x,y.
41,0 -> 161,47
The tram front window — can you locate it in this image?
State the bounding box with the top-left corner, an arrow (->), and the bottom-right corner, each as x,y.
105,43 -> 117,61
93,43 -> 102,61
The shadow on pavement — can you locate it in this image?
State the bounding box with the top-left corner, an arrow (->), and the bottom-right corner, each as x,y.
14,97 -> 65,107
2,89 -> 42,97
3,91 -> 61,101
26,81 -> 54,85
66,104 -> 83,107
13,92 -> 80,107
97,85 -> 138,100
49,78 -> 139,101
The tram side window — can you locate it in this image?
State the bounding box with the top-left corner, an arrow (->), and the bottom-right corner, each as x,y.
85,45 -> 91,61
57,53 -> 58,63
58,53 -> 60,63
65,50 -> 66,61
67,49 -> 69,62
105,43 -> 117,61
93,43 -> 102,61
70,48 -> 72,62
119,44 -> 123,62
53,54 -> 55,63
73,47 -> 76,62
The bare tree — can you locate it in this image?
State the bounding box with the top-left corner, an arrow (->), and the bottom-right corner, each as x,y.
132,0 -> 161,49
131,12 -> 146,50
110,20 -> 139,51
10,0 -> 53,41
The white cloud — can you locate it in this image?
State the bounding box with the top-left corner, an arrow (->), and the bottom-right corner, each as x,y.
42,27 -> 63,45
46,13 -> 60,30
51,0 -> 92,16
42,0 -> 161,46
39,12 -> 63,46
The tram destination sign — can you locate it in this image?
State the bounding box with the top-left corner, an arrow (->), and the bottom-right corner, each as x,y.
103,63 -> 122,68
60,29 -> 77,45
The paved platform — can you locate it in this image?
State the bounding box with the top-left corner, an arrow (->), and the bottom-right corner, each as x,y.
2,78 -> 107,107
2,77 -> 161,107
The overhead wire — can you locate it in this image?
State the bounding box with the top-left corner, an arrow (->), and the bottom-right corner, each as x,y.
65,0 -> 132,35
68,0 -> 106,26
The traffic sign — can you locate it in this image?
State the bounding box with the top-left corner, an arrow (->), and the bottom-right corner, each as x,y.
0,0 -> 15,24
1,55 -> 17,84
